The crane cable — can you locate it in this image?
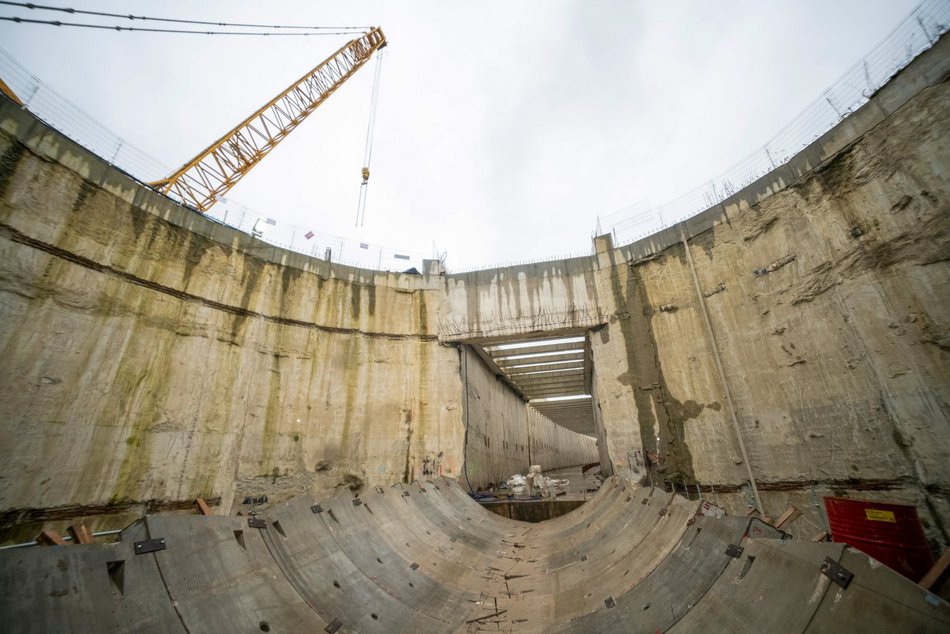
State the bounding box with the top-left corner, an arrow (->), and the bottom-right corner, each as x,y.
0,2 -> 370,31
356,50 -> 384,227
0,16 -> 362,36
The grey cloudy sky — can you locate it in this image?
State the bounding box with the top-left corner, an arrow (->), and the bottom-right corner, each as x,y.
0,1 -> 924,270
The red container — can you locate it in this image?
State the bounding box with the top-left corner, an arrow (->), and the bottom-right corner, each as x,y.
824,496 -> 934,582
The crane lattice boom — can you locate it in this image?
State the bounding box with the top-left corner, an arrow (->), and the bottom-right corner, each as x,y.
150,27 -> 386,212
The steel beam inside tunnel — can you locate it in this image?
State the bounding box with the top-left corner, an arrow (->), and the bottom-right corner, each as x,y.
471,333 -> 596,432
1,478 -> 946,632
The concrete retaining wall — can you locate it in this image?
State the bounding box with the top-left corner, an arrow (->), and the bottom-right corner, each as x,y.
439,36 -> 950,546
0,34 -> 947,550
0,95 -> 598,537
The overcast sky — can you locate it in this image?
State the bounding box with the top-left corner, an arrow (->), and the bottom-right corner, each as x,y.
0,1 -> 924,270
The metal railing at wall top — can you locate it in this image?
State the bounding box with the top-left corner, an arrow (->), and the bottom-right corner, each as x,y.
452,249 -> 597,273
438,304 -> 608,340
0,46 -> 431,274
200,197 -> 431,272
600,0 -> 950,248
2,0 -> 947,271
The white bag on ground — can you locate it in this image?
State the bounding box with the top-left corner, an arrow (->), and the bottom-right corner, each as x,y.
507,474 -> 527,495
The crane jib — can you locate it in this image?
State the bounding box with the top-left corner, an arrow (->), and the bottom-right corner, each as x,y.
149,27 -> 387,213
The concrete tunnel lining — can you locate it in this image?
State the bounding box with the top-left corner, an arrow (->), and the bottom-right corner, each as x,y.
0,20 -> 949,634
2,478 -> 948,632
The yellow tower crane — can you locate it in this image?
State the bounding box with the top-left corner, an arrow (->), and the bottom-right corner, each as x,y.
149,27 -> 387,212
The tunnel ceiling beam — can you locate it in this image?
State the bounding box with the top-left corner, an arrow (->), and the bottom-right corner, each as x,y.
466,330 -> 595,434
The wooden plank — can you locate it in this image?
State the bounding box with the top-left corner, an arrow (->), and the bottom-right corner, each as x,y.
774,505 -> 802,530
195,498 -> 213,516
919,549 -> 950,590
36,529 -> 67,546
67,523 -> 94,544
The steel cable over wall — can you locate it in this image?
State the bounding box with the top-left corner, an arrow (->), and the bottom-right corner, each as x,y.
601,0 -> 950,246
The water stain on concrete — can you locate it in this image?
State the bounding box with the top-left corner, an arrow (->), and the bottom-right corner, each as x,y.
350,282 -> 361,321
0,141 -> 25,203
181,231 -> 211,288
71,180 -> 96,214
230,258 -> 265,342
609,246 -> 703,483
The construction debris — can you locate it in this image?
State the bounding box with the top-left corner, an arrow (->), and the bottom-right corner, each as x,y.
505,466 -> 572,499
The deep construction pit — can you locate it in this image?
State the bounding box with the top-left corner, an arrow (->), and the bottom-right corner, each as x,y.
479,498 -> 587,522
1,25 -> 950,634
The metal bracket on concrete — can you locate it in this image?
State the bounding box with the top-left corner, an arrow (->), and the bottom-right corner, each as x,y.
247,517 -> 267,529
725,544 -> 744,558
820,557 -> 853,589
311,504 -> 324,514
324,618 -> 343,633
133,538 -> 166,555
604,596 -> 616,609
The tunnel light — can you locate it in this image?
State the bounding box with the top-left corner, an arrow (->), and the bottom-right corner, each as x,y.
494,349 -> 584,362
503,359 -> 585,371
487,336 -> 585,352
531,394 -> 592,403
508,367 -> 583,378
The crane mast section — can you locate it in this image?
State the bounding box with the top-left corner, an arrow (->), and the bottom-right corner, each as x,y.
151,27 -> 386,212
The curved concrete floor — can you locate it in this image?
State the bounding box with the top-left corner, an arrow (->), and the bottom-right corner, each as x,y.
1,476 -> 948,632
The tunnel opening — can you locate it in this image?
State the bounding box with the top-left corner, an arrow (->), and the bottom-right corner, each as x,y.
458,332 -> 606,520
476,462 -> 605,522
479,498 -> 587,522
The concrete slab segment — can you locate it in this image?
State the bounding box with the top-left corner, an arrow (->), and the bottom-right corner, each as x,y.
0,523 -> 184,634
145,514 -> 326,633
805,545 -> 950,632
